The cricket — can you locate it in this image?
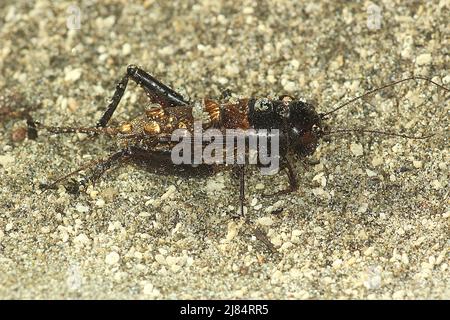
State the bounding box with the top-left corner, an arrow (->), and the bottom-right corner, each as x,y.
1,65 -> 448,253
21,65 -> 448,216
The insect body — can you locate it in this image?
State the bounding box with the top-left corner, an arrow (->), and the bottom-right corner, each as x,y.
32,65 -> 448,218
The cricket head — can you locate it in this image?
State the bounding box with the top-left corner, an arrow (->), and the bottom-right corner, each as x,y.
286,100 -> 323,156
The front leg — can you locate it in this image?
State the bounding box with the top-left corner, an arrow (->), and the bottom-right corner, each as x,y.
97,65 -> 189,128
231,164 -> 247,218
263,158 -> 298,197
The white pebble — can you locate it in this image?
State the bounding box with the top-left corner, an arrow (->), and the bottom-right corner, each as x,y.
358,203 -> 369,213
255,183 -> 265,190
41,226 -> 50,233
165,256 -> 178,266
413,160 -> 423,168
280,241 -> 293,251
155,254 -> 166,265
75,204 -> 89,213
257,216 -> 274,226
105,251 -> 120,265
431,180 -> 442,190
401,253 -> 409,265
416,53 -> 432,65
74,233 -> 90,245
283,81 -> 296,92
225,221 -> 238,241
371,156 -> 383,167
312,172 -> 327,187
64,68 -> 82,82
312,187 -> 325,196
290,59 -> 300,69
160,185 -> 176,200
225,64 -> 239,76
100,16 -> 116,28
350,143 -> 364,156
122,43 -> 131,55
206,178 -> 225,194
364,246 -> 375,256
332,259 -> 343,268
158,45 -> 175,56
366,169 -> 377,177
95,198 -> 105,207
443,75 -> 450,85
142,282 -> 154,295
267,75 -> 276,83
217,77 -> 229,85
0,155 -> 15,167
392,290 -> 405,299
243,6 -> 254,14
171,264 -> 181,273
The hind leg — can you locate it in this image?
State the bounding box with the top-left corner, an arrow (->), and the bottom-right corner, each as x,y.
96,65 -> 189,128
43,148 -> 131,190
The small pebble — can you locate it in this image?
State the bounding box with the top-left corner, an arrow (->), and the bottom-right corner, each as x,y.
431,180 -> 442,190
443,75 -> 450,85
95,198 -> 105,207
64,68 -> 82,82
155,254 -> 166,265
143,282 -> 154,295
225,221 -> 238,241
413,160 -> 423,168
255,183 -> 265,190
161,185 -> 176,200
75,204 -> 89,213
332,259 -> 343,268
11,127 -> 27,142
0,155 -> 15,167
122,43 -> 131,55
371,156 -> 383,167
364,247 -> 375,256
74,233 -> 90,246
257,216 -> 273,226
416,53 -> 432,65
283,81 -> 296,92
350,143 -> 363,156
105,251 -> 120,265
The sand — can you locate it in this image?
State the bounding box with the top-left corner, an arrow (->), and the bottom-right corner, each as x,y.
0,0 -> 448,299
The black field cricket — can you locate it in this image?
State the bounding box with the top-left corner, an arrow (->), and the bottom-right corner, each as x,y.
2,65 -> 448,251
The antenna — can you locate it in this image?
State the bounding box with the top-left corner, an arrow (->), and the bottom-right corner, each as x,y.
322,76 -> 449,118
33,121 -> 119,136
323,128 -> 435,140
